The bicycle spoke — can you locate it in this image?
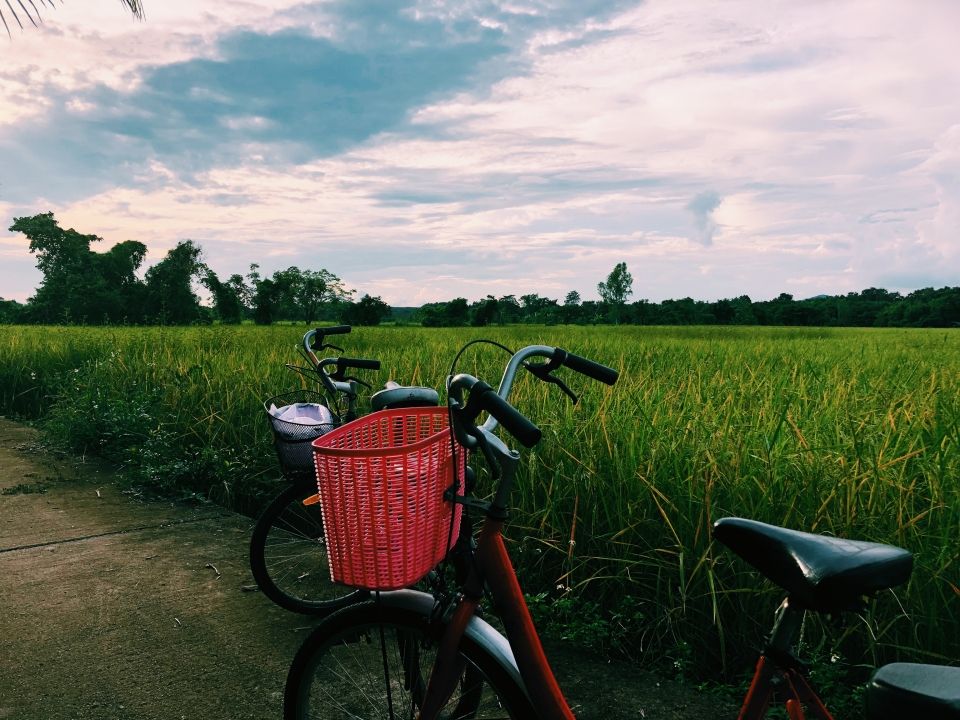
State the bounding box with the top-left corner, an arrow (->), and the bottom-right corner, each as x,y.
294,620 -> 518,719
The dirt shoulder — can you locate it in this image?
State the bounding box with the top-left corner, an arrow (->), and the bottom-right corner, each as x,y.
0,418 -> 733,720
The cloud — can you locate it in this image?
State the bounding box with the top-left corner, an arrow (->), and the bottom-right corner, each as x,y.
0,25 -> 510,204
686,190 -> 722,245
916,124 -> 960,264
4,0 -> 960,306
1,0 -> 646,207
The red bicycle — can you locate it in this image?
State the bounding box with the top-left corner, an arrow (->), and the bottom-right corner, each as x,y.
283,341 -> 617,718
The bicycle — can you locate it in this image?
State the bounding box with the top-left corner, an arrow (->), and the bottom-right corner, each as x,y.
282,341 -> 619,719
711,517 -> 960,720
250,325 -> 439,615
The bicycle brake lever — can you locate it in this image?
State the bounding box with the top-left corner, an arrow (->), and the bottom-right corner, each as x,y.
547,374 -> 579,404
523,360 -> 580,404
344,376 -> 372,390
319,343 -> 344,354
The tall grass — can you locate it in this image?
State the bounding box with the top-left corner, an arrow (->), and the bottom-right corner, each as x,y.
1,324 -> 956,681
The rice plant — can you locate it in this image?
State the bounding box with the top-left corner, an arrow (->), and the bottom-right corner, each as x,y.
0,323 -> 956,679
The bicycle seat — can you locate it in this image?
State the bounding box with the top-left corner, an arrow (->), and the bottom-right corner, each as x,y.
712,517 -> 912,612
866,663 -> 960,720
370,385 -> 440,411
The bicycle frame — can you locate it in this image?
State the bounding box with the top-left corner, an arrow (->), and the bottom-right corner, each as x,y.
418,359 -> 579,719
419,512 -> 575,719
739,655 -> 834,720
737,599 -> 834,720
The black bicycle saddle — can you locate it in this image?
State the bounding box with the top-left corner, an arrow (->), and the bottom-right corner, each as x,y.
370,384 -> 440,411
712,517 -> 913,612
866,663 -> 960,720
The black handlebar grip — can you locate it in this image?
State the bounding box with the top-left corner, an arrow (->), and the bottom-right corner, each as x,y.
338,357 -> 381,371
318,325 -> 352,336
561,351 -> 619,385
478,388 -> 542,448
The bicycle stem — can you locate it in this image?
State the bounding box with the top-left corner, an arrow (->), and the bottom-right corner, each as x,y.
445,390 -> 520,516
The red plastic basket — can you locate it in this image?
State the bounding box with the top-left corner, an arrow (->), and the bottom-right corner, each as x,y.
311,406 -> 465,590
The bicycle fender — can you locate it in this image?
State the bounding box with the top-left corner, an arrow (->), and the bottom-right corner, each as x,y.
376,589 -> 526,693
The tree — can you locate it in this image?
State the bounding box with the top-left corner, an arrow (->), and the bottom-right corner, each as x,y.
251,278 -> 278,325
202,271 -> 247,324
419,298 -> 469,327
342,294 -> 391,326
144,240 -> 205,324
519,293 -> 559,324
11,212 -> 148,323
2,0 -> 143,39
597,262 -> 633,323
247,264 -> 278,325
469,296 -> 498,327
562,290 -> 582,324
0,298 -> 24,323
12,212 -> 98,322
290,268 -> 352,324
711,299 -> 735,324
730,295 -> 757,325
248,266 -> 353,324
496,295 -> 521,324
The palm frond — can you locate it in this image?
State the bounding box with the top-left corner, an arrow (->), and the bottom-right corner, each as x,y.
2,0 -> 145,39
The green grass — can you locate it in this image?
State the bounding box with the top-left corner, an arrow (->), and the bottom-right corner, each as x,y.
1,323 -> 957,685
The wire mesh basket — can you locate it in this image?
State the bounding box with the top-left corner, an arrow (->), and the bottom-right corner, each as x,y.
311,406 -> 466,590
264,389 -> 339,483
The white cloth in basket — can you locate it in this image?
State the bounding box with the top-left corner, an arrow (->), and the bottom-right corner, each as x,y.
269,402 -> 334,426
268,403 -> 335,444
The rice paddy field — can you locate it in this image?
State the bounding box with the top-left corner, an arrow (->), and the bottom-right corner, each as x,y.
1,324 -> 957,683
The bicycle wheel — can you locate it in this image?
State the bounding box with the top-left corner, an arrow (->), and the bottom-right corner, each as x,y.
284,600 -> 535,719
249,482 -> 366,614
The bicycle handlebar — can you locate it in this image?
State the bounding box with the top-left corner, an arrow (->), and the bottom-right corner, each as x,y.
459,378 -> 542,448
297,326 -> 381,403
560,350 -> 619,385
449,343 -> 618,446
479,345 -> 618,434
447,343 -> 617,512
321,324 -> 352,336
303,325 -> 352,355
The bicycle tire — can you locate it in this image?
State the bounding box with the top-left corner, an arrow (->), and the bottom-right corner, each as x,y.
249,482 -> 366,614
284,599 -> 536,719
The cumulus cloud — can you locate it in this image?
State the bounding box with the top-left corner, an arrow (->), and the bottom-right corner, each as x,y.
686,190 -> 723,246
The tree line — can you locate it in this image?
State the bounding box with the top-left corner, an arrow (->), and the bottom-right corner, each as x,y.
0,213 -> 390,326
418,286 -> 960,328
413,262 -> 960,328
2,213 -> 958,328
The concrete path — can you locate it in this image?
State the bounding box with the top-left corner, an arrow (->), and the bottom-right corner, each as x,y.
0,419 -> 314,720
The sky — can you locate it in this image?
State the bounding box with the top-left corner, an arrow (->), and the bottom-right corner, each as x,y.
1,0 -> 958,307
